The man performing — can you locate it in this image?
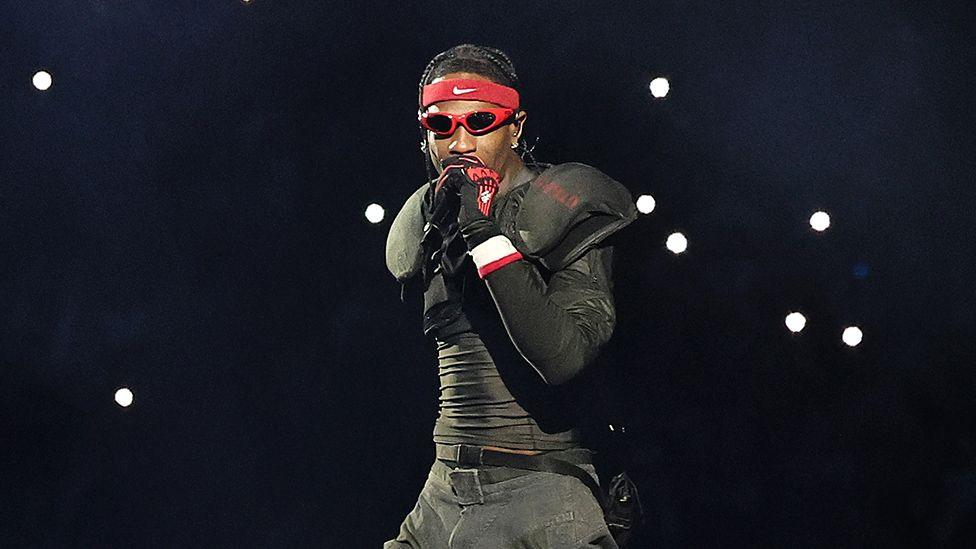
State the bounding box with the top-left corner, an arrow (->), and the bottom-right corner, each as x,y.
384,43 -> 638,548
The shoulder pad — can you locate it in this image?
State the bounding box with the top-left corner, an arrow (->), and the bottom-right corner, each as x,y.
385,183 -> 429,281
512,163 -> 638,271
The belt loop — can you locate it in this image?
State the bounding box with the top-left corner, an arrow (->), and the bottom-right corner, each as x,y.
455,444 -> 484,465
448,468 -> 485,505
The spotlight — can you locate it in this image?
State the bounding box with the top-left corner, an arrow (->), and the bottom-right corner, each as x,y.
364,203 -> 385,224
114,387 -> 134,407
636,194 -> 656,214
785,312 -> 807,333
842,326 -> 863,347
32,70 -> 52,91
810,211 -> 830,232
649,77 -> 670,99
666,232 -> 687,254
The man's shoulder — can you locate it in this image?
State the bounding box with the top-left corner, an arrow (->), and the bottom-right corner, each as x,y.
385,182 -> 430,282
511,162 -> 637,271
531,162 -> 630,202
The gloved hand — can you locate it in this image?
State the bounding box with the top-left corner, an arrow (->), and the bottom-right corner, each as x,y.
419,174 -> 461,282
424,172 -> 460,237
435,154 -> 503,250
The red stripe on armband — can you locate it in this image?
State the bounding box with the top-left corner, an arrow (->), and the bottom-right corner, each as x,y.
470,235 -> 523,278
477,251 -> 523,278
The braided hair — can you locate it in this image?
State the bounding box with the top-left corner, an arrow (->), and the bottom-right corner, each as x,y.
416,43 -> 539,185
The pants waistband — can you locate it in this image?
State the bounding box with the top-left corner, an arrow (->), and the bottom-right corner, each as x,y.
430,444 -> 594,485
430,458 -> 530,485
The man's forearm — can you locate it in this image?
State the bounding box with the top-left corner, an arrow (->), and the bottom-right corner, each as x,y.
479,247 -> 615,385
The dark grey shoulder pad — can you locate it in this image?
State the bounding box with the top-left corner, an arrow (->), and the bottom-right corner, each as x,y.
385,183 -> 429,281
512,163 -> 638,271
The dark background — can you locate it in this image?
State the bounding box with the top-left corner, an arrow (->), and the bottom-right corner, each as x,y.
2,1 -> 974,546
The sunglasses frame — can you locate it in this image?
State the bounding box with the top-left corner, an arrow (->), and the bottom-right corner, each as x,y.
418,107 -> 516,137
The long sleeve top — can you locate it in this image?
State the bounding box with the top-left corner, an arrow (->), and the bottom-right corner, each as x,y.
482,243 -> 616,386
423,163 -> 619,450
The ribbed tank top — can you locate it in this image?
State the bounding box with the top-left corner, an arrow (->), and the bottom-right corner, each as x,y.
431,302 -> 581,450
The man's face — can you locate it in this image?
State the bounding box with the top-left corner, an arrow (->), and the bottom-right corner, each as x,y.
424,72 -> 526,179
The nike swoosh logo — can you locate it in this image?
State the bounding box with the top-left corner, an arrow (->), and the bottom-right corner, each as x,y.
453,86 -> 477,95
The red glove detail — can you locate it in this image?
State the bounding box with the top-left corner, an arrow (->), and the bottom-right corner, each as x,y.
463,165 -> 501,216
434,155 -> 506,251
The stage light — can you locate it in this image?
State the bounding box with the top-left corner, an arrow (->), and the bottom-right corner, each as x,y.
810,210 -> 830,232
785,312 -> 806,333
365,203 -> 385,224
636,194 -> 656,214
649,77 -> 670,98
32,70 -> 52,91
666,232 -> 687,254
842,326 -> 863,347
114,387 -> 134,407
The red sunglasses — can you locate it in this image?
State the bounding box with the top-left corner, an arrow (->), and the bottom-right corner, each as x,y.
418,107 -> 516,137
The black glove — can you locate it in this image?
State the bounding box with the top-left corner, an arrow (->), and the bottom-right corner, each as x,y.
424,174 -> 460,237
437,155 -> 522,278
419,161 -> 465,282
436,154 -> 503,250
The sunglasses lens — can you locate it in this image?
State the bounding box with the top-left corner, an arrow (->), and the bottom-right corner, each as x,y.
465,111 -> 498,133
424,114 -> 453,134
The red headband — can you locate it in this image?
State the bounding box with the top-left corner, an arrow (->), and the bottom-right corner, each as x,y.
421,78 -> 520,110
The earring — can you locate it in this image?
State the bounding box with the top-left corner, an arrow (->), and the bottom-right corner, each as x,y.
511,142 -> 518,149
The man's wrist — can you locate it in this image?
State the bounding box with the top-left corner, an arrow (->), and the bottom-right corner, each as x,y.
469,233 -> 523,278
459,218 -> 500,249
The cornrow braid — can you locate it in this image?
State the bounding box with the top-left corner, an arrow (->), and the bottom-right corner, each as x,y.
417,44 -> 518,108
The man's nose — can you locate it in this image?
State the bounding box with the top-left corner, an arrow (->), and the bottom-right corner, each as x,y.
448,126 -> 477,155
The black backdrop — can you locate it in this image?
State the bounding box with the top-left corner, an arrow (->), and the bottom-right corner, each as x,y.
2,1 -> 974,546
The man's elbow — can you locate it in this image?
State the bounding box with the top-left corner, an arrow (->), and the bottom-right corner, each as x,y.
535,352 -> 593,386
526,325 -> 608,385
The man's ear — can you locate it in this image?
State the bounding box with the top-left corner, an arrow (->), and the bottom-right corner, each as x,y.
513,111 -> 527,141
